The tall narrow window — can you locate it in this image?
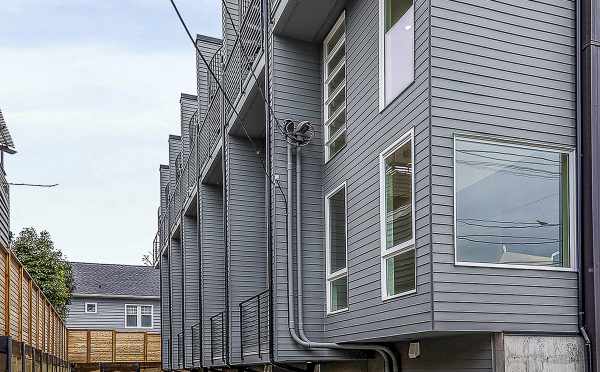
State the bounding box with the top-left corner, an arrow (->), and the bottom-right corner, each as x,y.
141,305 -> 153,328
326,183 -> 348,313
455,138 -> 575,270
379,0 -> 414,108
323,13 -> 347,161
126,305 -> 138,328
380,129 -> 416,299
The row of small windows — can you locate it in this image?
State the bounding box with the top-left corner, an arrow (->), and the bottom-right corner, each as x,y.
324,0 -> 415,162
325,131 -> 575,314
85,302 -> 154,329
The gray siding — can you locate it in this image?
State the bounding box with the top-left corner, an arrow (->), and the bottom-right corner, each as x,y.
183,214 -> 200,367
226,136 -> 267,364
429,0 -> 579,333
169,136 -> 182,190
66,297 -> 160,332
180,94 -> 198,161
159,165 -> 170,217
320,0 -> 433,342
271,35 -> 348,361
200,184 -> 225,366
196,36 -> 222,122
170,237 -> 184,365
160,254 -> 171,369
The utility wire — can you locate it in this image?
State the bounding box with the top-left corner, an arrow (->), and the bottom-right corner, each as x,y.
168,0 -> 289,207
6,183 -> 58,188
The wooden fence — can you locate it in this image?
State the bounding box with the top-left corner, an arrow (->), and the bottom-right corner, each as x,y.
0,246 -> 67,362
67,330 -> 160,364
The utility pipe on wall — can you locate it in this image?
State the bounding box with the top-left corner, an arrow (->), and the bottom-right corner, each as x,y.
285,139 -> 399,372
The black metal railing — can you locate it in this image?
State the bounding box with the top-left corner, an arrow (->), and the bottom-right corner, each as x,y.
239,290 -> 269,359
177,331 -> 185,368
210,312 -> 226,362
239,0 -> 263,80
191,322 -> 202,367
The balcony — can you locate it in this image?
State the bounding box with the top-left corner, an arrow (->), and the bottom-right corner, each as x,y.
239,290 -> 269,361
158,0 -> 265,243
191,322 -> 201,368
176,331 -> 184,369
210,311 -> 225,363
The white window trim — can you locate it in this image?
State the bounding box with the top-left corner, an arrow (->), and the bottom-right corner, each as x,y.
323,11 -> 347,162
325,182 -> 349,314
452,135 -> 578,272
379,128 -> 417,300
84,302 -> 97,314
124,304 -> 154,329
378,0 -> 416,112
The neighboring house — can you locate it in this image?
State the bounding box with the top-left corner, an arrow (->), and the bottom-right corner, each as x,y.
154,1 -> 600,372
67,262 -> 161,332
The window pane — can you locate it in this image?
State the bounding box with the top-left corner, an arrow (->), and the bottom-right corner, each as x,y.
455,139 -> 571,268
384,140 -> 413,249
141,315 -> 152,328
86,303 -> 96,313
328,131 -> 346,157
126,305 -> 137,315
326,22 -> 345,54
386,0 -> 413,31
328,187 -> 346,274
327,43 -> 345,74
385,249 -> 416,297
126,315 -> 138,328
384,2 -> 414,103
141,305 -> 152,315
329,276 -> 348,312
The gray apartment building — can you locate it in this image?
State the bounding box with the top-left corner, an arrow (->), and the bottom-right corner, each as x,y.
153,0 -> 600,371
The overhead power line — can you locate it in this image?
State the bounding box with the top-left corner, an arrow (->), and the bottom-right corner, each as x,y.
7,183 -> 58,188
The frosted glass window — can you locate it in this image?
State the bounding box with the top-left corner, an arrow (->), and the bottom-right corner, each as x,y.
324,13 -> 347,160
455,138 -> 573,269
381,0 -> 414,106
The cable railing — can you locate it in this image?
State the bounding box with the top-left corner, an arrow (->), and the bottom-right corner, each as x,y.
191,322 -> 202,367
210,311 -> 226,363
239,290 -> 269,360
239,0 -> 263,82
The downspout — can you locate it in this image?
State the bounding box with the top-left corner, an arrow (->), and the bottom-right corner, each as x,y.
576,0 -> 593,370
287,143 -> 398,372
261,0 -> 275,363
221,84 -> 231,366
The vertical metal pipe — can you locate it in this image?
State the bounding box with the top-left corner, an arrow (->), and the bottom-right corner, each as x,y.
286,142 -> 296,332
295,147 -> 308,340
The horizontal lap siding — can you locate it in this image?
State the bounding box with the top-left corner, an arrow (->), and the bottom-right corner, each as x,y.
160,255 -> 171,369
430,0 -> 578,333
321,0 -> 432,342
200,185 -> 225,367
170,238 -> 184,364
271,35 -> 346,361
66,297 -> 161,332
183,214 -> 199,367
226,137 -> 267,364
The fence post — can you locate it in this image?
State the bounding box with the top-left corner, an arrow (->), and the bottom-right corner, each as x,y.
6,251 -> 11,337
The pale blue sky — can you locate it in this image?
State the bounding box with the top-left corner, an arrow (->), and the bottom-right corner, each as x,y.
0,0 -> 221,264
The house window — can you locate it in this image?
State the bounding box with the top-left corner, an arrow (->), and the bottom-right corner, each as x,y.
379,0 -> 414,109
125,304 -> 154,328
326,183 -> 348,313
323,12 -> 347,161
380,129 -> 416,299
454,137 -> 576,270
85,303 -> 97,313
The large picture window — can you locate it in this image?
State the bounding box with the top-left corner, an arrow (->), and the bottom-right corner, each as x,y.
380,129 -> 416,299
323,13 -> 346,161
325,183 -> 348,313
379,0 -> 414,109
454,137 -> 575,270
125,304 -> 154,328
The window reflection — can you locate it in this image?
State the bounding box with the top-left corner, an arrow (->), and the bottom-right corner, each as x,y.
455,139 -> 571,268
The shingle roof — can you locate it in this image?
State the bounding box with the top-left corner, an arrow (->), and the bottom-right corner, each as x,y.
71,262 -> 159,298
0,109 -> 16,154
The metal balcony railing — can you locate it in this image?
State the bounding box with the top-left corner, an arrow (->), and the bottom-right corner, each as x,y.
177,331 -> 184,368
239,290 -> 269,359
191,322 -> 202,367
157,0 -> 265,237
210,312 -> 226,362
